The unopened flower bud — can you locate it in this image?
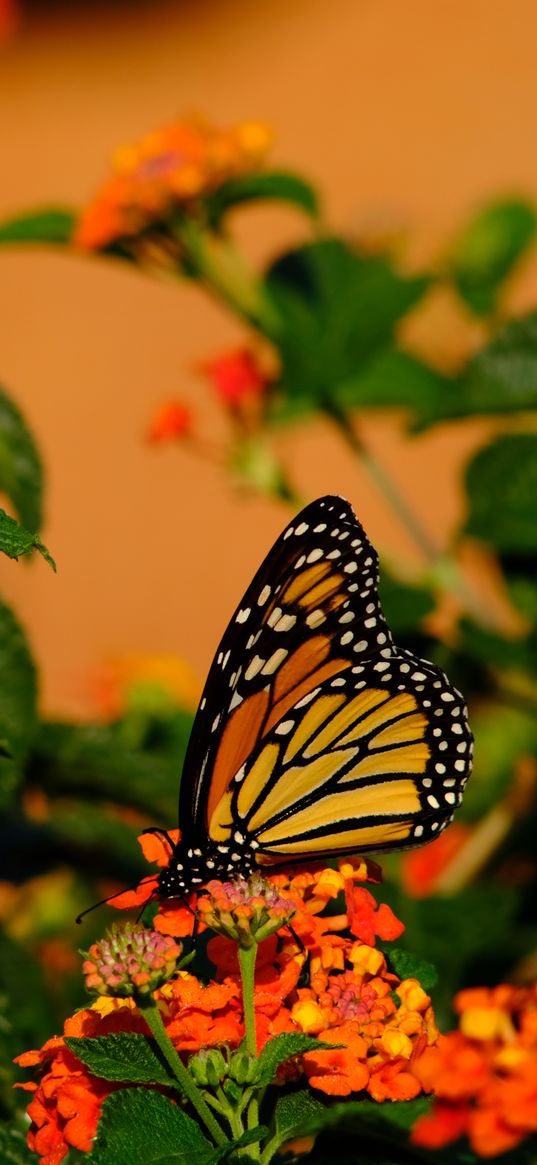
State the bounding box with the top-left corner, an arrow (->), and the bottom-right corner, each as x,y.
82,924 -> 181,999
188,1048 -> 227,1087
197,875 -> 296,949
228,1049 -> 259,1085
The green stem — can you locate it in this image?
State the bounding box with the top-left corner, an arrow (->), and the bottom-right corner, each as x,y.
237,944 -> 261,1158
237,945 -> 258,1056
215,1085 -> 244,1140
330,407 -> 438,561
331,406 -> 501,628
140,999 -> 227,1147
173,218 -> 281,336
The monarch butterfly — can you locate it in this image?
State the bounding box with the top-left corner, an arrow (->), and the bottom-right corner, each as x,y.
151,495 -> 472,900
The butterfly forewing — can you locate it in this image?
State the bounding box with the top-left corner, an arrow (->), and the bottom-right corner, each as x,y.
179,496 -> 391,839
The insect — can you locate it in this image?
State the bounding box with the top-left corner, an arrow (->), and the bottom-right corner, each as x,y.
154,495 -> 473,899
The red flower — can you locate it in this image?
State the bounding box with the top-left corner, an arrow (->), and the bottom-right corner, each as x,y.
345,885 -> 405,945
200,349 -> 269,407
147,400 -> 193,443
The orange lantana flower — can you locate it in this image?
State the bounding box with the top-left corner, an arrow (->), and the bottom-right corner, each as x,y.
302,1022 -> 370,1096
412,983 -> 537,1158
75,116 -> 272,251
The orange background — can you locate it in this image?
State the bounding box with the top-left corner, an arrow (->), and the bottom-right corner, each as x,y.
1,0 -> 536,715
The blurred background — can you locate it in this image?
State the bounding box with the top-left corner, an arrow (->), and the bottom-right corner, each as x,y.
2,0 -> 537,714
2,4 -> 537,1158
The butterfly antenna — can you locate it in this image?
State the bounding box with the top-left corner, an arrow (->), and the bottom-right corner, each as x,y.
75,876 -> 157,925
286,922 -> 306,955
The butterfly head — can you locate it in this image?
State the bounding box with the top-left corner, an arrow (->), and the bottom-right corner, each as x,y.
156,835 -> 257,899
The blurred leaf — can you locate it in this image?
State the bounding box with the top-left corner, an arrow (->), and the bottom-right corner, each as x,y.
448,198 -> 536,316
0,208 -> 75,246
464,434 -> 537,551
499,551 -> 537,624
0,601 -> 37,812
0,387 -> 43,532
0,1123 -> 37,1164
66,1034 -> 177,1087
206,170 -> 319,226
416,312 -> 537,427
458,617 -> 537,677
387,949 -> 438,992
29,716 -> 193,820
458,698 -> 537,821
380,882 -> 521,1021
378,569 -> 436,633
1,930 -> 56,1116
264,239 -> 429,406
0,509 -> 55,570
336,346 -> 453,420
44,798 -> 147,874
88,1088 -> 211,1165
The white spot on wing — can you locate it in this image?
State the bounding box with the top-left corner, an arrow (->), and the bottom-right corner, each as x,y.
262,648 -> 289,675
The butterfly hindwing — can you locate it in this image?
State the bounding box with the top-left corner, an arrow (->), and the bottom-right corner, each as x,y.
179,496 -> 391,839
205,651 -> 472,862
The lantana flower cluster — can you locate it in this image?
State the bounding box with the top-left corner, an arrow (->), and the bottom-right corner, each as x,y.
15,837 -> 438,1165
75,115 -> 272,251
411,982 -> 537,1158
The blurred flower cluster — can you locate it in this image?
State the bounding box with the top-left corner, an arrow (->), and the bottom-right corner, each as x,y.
412,983 -> 537,1158
75,116 -> 272,251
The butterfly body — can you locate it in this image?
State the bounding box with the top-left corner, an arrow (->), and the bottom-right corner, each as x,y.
158,496 -> 472,899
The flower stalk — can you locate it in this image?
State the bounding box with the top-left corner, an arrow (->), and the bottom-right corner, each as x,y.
140,998 -> 227,1147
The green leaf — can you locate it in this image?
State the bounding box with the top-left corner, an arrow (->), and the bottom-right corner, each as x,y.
65,1034 -> 177,1087
448,198 -> 536,316
204,1127 -> 269,1165
335,346 -> 452,420
0,601 -> 37,811
0,508 -> 55,569
378,569 -> 436,634
0,208 -> 75,246
264,239 -> 429,406
206,171 -> 319,226
295,1096 -> 432,1137
256,1033 -> 335,1086
0,387 -> 43,532
387,949 -> 438,992
88,1088 -> 212,1165
464,433 -> 537,551
416,312 -> 537,427
273,1090 -> 327,1143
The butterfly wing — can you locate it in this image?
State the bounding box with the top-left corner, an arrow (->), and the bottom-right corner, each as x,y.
179,495 -> 391,844
208,651 -> 472,862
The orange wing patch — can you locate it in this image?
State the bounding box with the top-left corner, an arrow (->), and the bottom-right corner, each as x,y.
208,688 -> 270,825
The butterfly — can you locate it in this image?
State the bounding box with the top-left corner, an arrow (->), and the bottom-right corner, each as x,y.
151,495 -> 473,900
